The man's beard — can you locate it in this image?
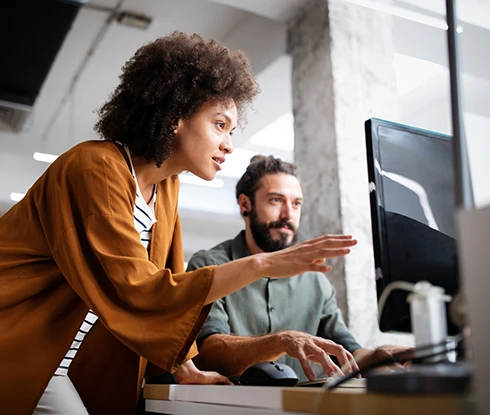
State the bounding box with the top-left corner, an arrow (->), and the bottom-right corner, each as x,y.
249,208 -> 299,253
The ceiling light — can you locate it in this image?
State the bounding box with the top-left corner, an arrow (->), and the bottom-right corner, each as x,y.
33,152 -> 58,163
32,152 -> 225,188
117,12 -> 152,30
179,174 -> 224,188
10,192 -> 25,202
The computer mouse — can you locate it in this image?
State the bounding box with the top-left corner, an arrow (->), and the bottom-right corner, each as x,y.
239,361 -> 299,386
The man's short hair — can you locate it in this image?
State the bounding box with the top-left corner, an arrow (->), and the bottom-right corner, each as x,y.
95,31 -> 260,167
235,155 -> 300,204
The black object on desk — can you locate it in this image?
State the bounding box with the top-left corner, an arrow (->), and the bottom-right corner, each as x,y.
239,361 -> 299,386
366,362 -> 472,394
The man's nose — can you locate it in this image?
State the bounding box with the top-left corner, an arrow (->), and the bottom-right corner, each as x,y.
280,203 -> 293,220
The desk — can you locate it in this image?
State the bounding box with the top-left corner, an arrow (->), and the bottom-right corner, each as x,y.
144,384 -> 472,415
145,383 -> 292,414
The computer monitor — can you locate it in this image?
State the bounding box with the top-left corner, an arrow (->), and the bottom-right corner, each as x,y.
365,118 -> 460,336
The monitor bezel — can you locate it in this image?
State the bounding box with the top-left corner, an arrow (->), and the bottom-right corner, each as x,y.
364,118 -> 454,332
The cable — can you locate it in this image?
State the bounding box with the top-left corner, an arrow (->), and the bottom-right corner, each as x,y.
377,280 -> 453,326
377,281 -> 416,323
328,332 -> 465,390
310,333 -> 466,414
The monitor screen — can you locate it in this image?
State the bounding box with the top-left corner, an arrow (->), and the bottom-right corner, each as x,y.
365,118 -> 459,335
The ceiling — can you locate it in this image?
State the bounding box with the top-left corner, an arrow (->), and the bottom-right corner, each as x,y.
0,0 -> 489,258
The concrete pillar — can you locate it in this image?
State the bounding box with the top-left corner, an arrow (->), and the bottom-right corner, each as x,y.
289,0 -> 411,347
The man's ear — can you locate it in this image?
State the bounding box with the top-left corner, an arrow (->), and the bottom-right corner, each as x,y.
238,194 -> 252,217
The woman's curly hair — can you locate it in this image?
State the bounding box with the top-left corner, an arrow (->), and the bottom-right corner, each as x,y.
95,31 -> 260,166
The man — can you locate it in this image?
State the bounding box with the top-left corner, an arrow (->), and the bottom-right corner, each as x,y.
188,155 -> 402,382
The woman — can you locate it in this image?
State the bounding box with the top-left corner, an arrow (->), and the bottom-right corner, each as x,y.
0,32 -> 356,415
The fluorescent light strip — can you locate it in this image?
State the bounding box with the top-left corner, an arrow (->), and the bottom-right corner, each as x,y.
33,152 -> 59,163
32,152 -> 224,188
179,174 -> 224,188
10,192 -> 25,202
344,0 -> 462,32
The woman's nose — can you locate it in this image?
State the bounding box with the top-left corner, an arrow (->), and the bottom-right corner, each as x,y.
221,135 -> 233,154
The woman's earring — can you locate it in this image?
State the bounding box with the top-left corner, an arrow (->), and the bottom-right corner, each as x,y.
242,211 -> 249,217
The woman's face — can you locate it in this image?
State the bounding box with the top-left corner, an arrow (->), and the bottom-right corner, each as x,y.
173,99 -> 237,181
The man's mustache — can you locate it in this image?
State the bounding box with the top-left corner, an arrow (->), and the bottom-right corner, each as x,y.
268,220 -> 296,233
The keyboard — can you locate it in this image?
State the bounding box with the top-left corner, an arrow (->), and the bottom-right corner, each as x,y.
296,377 -> 366,388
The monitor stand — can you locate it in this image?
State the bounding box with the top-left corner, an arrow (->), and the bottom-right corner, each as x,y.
366,361 -> 472,394
369,280 -> 472,394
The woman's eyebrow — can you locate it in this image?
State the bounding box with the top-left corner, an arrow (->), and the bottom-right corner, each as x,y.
216,112 -> 237,129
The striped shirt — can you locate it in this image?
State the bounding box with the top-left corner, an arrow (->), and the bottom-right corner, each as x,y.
55,143 -> 157,376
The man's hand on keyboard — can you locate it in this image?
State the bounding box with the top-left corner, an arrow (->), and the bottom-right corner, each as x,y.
278,330 -> 360,381
353,345 -> 413,373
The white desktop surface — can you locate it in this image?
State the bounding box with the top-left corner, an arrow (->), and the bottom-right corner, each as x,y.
144,383 -> 469,415
145,383 -> 284,410
146,399 -> 306,415
144,384 -> 306,415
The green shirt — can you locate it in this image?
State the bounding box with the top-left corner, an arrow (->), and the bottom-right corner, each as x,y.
188,231 -> 361,381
